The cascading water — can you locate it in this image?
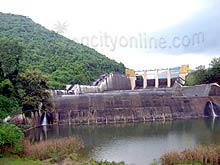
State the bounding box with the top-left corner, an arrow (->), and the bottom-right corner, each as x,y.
211,116 -> 216,131
42,112 -> 47,126
209,101 -> 218,117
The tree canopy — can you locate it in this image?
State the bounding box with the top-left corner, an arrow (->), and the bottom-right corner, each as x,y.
186,57 -> 220,86
20,69 -> 54,116
0,39 -> 24,119
0,12 -> 125,89
0,38 -> 53,120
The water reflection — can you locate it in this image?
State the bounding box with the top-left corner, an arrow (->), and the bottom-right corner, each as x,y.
26,118 -> 220,165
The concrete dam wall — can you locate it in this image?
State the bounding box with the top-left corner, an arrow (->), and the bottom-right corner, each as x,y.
53,84 -> 220,125
64,73 -> 131,95
182,83 -> 220,97
94,73 -> 131,91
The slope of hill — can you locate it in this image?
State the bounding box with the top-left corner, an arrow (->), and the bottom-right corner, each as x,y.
0,12 -> 125,88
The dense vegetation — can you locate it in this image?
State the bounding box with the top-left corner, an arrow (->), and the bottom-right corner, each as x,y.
0,12 -> 125,88
186,57 -> 220,86
0,133 -> 125,165
0,123 -> 24,154
0,12 -> 126,120
0,38 -> 53,122
0,12 -> 126,164
0,51 -> 121,162
0,36 -> 54,163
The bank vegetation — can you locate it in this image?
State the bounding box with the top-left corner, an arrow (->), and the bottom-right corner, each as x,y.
160,144 -> 220,165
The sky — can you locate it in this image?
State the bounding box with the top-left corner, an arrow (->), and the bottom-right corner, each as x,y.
1,0 -> 220,70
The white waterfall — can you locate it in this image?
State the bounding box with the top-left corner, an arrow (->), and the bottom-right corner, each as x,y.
211,117 -> 216,131
152,116 -> 155,121
42,112 -> 47,126
209,101 -> 218,117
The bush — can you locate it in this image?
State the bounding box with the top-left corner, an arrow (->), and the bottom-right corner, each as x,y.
0,79 -> 14,97
160,145 -> 220,165
0,123 -> 24,154
0,94 -> 20,120
23,137 -> 84,161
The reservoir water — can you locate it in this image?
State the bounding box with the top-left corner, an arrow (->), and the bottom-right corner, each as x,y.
26,118 -> 220,165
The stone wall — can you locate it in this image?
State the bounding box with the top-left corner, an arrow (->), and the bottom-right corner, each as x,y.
181,83 -> 220,97
53,85 -> 220,125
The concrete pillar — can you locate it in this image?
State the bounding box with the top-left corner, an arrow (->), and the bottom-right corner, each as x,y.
155,69 -> 159,88
167,68 -> 171,87
129,76 -> 136,90
142,71 -> 147,89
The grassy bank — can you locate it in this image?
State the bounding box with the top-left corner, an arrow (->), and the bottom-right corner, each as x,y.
160,144 -> 220,165
0,154 -> 125,165
0,133 -> 125,165
1,143 -> 218,165
1,123 -> 219,165
23,137 -> 83,162
0,154 -> 44,165
0,155 -> 126,165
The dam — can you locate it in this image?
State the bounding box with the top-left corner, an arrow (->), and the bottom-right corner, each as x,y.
52,83 -> 220,125
47,65 -> 220,126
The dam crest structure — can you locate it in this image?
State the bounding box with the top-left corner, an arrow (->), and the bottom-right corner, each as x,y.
49,65 -> 220,125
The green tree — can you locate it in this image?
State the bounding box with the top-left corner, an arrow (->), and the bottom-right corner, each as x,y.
185,65 -> 207,86
209,57 -> 220,68
205,57 -> 220,84
0,79 -> 14,97
0,95 -> 20,119
0,38 -> 23,80
19,69 -> 54,116
0,123 -> 24,154
0,39 -> 23,120
186,57 -> 220,86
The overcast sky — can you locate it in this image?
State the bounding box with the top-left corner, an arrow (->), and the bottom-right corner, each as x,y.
1,0 -> 220,70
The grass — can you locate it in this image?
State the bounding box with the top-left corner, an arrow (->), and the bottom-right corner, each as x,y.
3,134 -> 220,165
0,154 -> 44,165
1,136 -> 127,165
0,154 -> 126,165
23,137 -> 84,163
160,144 -> 220,165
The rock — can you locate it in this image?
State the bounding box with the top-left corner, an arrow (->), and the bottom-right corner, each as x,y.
3,116 -> 11,123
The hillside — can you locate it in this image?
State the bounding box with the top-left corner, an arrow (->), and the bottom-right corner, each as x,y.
0,12 -> 125,88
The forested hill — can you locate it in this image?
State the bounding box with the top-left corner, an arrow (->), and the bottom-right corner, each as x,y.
0,12 -> 125,88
